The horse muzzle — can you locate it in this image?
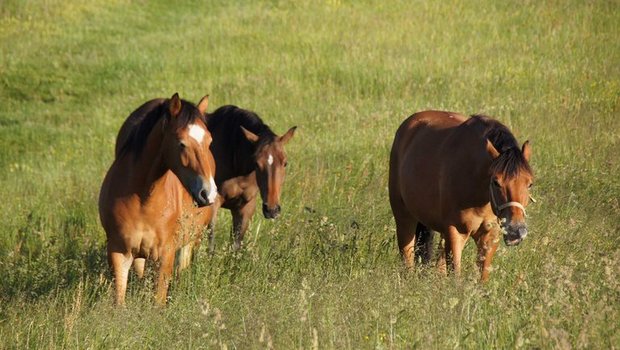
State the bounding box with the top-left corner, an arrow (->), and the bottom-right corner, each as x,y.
503,223 -> 528,246
262,203 -> 281,219
194,190 -> 211,207
192,177 -> 218,207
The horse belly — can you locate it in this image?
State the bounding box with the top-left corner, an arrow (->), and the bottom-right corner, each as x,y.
130,228 -> 163,260
107,215 -> 167,260
398,140 -> 445,230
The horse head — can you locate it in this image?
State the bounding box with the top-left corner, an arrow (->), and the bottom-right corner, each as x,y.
241,125 -> 296,219
161,93 -> 217,207
486,140 -> 534,246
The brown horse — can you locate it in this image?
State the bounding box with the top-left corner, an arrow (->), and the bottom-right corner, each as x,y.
99,93 -> 217,305
206,105 -> 296,250
389,110 -> 534,281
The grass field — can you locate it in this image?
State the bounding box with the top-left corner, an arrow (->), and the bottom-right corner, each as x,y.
1,0 -> 618,348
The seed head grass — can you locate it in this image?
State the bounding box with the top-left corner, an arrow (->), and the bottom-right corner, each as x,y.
0,0 -> 618,348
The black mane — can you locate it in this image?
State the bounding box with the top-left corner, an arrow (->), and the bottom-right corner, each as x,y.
206,105 -> 277,178
471,115 -> 532,177
207,105 -> 277,150
116,98 -> 204,159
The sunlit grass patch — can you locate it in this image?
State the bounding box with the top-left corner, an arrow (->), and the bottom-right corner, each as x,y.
0,0 -> 618,348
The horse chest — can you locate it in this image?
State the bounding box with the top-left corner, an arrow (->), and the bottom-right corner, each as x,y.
110,188 -> 184,253
219,176 -> 258,209
120,211 -> 178,256
447,208 -> 496,236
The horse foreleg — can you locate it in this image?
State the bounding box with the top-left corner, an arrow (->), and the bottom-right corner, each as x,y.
231,200 -> 256,251
436,238 -> 447,275
155,245 -> 175,305
475,226 -> 501,282
207,197 -> 221,254
446,226 -> 467,277
109,248 -> 133,306
177,243 -> 193,273
207,221 -> 216,254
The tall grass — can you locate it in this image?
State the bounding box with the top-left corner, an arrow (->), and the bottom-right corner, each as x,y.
1,0 -> 618,348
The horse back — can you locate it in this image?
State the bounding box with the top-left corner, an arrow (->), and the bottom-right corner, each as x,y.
391,110 -> 467,179
391,110 -> 466,156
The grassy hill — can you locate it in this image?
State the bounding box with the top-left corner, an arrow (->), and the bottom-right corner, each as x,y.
0,0 -> 618,348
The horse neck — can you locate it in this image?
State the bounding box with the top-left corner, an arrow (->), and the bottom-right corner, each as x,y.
466,151 -> 497,206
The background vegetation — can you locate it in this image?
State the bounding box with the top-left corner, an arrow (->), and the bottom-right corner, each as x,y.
0,0 -> 618,348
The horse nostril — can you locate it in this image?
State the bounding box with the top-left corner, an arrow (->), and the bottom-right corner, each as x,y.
199,189 -> 208,202
275,205 -> 281,214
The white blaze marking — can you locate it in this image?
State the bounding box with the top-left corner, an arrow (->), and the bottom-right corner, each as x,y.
267,154 -> 274,166
188,124 -> 205,144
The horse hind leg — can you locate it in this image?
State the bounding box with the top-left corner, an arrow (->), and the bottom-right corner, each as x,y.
389,189 -> 418,269
414,223 -> 434,265
393,212 -> 418,269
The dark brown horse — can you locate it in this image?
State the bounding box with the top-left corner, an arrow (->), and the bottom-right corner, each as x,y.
99,93 -> 217,305
389,110 -> 534,281
206,105 -> 296,250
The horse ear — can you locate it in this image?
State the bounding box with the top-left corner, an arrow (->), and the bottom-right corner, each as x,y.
279,126 -> 297,145
522,140 -> 532,161
240,126 -> 259,143
197,94 -> 209,115
486,139 -> 500,159
169,93 -> 182,117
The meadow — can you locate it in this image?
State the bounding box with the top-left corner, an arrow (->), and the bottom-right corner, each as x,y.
0,0 -> 618,348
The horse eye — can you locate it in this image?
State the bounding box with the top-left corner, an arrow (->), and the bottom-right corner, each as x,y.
528,183 -> 533,189
284,161 -> 288,168
179,142 -> 187,149
493,179 -> 500,187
